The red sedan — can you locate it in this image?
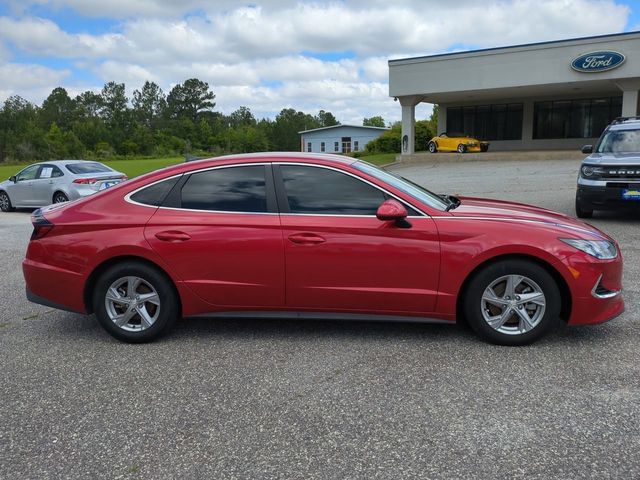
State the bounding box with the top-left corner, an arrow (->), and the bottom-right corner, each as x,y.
23,153 -> 624,345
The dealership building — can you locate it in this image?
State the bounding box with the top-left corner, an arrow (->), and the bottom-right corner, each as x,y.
389,31 -> 640,153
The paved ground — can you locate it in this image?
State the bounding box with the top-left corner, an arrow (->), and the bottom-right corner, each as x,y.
1,158 -> 639,479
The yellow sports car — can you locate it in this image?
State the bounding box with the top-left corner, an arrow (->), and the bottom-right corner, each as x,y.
428,132 -> 490,153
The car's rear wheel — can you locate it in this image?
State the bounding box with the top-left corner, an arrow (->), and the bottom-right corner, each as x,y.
93,262 -> 179,343
463,260 -> 561,346
575,197 -> 593,219
457,144 -> 467,153
428,142 -> 438,153
53,192 -> 69,204
0,191 -> 14,212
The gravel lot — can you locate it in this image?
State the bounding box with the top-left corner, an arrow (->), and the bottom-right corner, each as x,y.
1,157 -> 639,479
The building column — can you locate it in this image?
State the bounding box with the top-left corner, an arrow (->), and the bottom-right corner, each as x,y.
437,106 -> 447,136
622,89 -> 639,117
398,95 -> 422,155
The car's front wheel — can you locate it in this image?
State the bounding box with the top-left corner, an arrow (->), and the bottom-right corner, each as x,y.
428,142 -> 438,153
93,262 -> 180,343
0,191 -> 14,212
457,144 -> 467,153
53,192 -> 69,204
463,259 -> 561,346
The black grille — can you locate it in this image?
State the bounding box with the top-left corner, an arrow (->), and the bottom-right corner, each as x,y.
600,166 -> 640,180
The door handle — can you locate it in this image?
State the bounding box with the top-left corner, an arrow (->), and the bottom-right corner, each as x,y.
288,233 -> 326,245
155,231 -> 191,242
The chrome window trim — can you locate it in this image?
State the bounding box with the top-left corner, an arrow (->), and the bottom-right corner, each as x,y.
275,162 -> 429,217
124,161 -> 430,217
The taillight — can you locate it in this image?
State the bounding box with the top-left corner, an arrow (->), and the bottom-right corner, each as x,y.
73,177 -> 98,184
31,209 -> 54,239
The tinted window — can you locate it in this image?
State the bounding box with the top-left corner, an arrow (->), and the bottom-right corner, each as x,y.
130,176 -> 180,206
16,165 -> 40,181
65,162 -> 112,174
280,165 -> 385,215
181,165 -> 267,212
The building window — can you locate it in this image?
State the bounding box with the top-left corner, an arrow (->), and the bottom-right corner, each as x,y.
307,142 -> 312,152
354,141 -> 359,152
320,142 -> 325,152
447,103 -> 523,141
334,141 -> 339,152
533,96 -> 622,140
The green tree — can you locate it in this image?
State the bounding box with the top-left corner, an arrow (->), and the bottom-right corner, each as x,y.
100,82 -> 128,125
132,81 -> 166,128
75,91 -> 103,118
315,110 -> 339,127
363,116 -> 385,127
270,108 -> 319,151
228,106 -> 256,128
40,87 -> 76,129
166,78 -> 215,121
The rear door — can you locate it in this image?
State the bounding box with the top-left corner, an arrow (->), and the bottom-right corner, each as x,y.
32,164 -> 64,205
144,163 -> 285,309
275,163 -> 440,314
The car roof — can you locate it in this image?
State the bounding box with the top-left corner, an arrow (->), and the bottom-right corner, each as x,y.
608,122 -> 640,132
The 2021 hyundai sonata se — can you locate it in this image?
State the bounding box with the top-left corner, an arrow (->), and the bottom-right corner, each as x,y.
23,153 -> 624,345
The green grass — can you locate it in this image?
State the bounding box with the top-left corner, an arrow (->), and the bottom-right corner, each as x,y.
0,152 -> 399,182
0,156 -> 185,181
356,153 -> 398,166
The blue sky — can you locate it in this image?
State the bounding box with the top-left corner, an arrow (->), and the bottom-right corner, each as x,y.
0,0 -> 638,123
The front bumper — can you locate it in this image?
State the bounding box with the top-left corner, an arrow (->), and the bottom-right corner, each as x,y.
577,179 -> 640,211
562,251 -> 624,326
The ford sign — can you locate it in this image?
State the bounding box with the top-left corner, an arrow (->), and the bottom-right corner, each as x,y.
571,51 -> 625,73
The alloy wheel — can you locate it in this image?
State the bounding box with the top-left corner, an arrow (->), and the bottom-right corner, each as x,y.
0,193 -> 9,211
104,276 -> 161,332
480,274 -> 546,335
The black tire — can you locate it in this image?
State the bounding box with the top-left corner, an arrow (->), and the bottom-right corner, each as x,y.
93,261 -> 180,343
428,142 -> 438,153
53,192 -> 69,204
457,144 -> 467,153
575,197 -> 593,219
463,259 -> 561,346
0,191 -> 14,212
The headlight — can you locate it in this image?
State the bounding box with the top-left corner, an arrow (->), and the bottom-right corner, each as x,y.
581,165 -> 605,178
560,238 -> 617,259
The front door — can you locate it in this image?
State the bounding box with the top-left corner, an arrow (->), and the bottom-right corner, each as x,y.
341,137 -> 352,154
6,164 -> 41,207
145,164 -> 285,308
275,164 -> 440,314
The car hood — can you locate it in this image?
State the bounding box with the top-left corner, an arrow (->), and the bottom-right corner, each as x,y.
448,196 -> 611,240
585,152 -> 640,164
0,179 -> 10,189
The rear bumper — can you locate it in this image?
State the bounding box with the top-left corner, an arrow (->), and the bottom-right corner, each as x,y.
23,258 -> 87,314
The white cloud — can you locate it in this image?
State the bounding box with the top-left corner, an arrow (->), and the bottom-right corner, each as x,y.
0,0 -> 632,122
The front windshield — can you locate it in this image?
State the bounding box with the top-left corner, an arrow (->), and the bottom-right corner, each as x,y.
354,161 -> 449,211
597,129 -> 640,153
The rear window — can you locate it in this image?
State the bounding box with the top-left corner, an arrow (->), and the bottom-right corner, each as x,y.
65,162 -> 113,174
130,177 -> 181,207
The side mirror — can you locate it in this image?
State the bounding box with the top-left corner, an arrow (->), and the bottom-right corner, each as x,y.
376,199 -> 410,228
581,145 -> 593,154
9,176 -> 16,183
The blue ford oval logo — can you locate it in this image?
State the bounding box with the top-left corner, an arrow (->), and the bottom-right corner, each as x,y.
571,51 -> 625,72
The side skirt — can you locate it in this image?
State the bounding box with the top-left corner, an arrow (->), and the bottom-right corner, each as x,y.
185,311 -> 453,324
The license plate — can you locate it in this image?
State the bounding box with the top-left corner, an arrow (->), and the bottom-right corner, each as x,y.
99,181 -> 118,190
622,187 -> 640,200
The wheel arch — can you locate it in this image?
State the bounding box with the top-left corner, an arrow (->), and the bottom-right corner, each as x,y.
52,190 -> 69,202
84,255 -> 182,315
455,253 -> 572,325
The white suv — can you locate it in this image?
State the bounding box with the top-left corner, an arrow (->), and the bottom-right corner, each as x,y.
576,116 -> 640,218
